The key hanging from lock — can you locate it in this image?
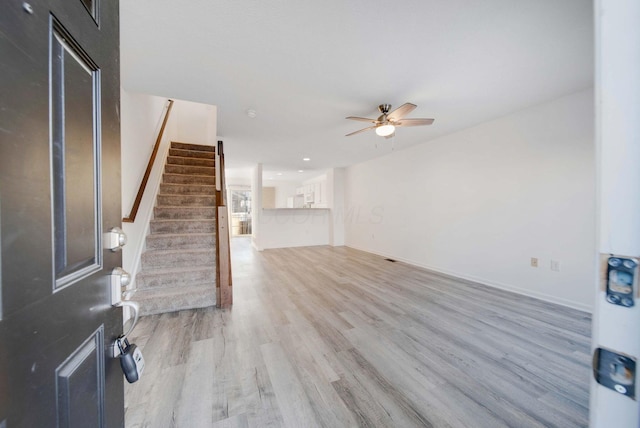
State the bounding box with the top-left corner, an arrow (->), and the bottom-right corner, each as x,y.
117,335 -> 145,383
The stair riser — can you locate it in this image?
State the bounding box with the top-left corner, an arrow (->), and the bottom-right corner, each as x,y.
154,207 -> 215,219
159,183 -> 216,195
163,174 -> 216,185
171,142 -> 215,152
136,269 -> 216,289
167,156 -> 215,168
169,148 -> 215,160
135,290 -> 216,316
141,251 -> 216,269
146,234 -> 216,250
165,164 -> 215,176
157,194 -> 216,206
150,221 -> 216,234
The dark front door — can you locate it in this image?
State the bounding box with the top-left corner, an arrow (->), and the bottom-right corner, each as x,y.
0,0 -> 123,426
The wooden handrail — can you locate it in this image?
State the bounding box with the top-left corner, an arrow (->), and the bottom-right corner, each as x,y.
123,99 -> 174,223
215,140 -> 232,307
216,140 -> 227,206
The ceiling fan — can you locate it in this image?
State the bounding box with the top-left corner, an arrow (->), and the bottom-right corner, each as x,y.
345,103 -> 434,138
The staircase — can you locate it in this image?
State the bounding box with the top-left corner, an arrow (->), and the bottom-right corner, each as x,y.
133,142 -> 217,316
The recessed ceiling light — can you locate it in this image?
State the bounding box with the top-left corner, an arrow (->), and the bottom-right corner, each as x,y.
246,109 -> 257,118
303,157 -> 310,161
298,170 -> 304,173
276,172 -> 283,176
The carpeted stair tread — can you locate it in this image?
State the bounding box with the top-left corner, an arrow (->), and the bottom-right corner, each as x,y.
157,194 -> 216,207
171,142 -> 215,152
167,156 -> 215,168
169,147 -> 215,159
154,206 -> 215,219
159,183 -> 216,194
163,173 -> 215,185
141,248 -> 216,269
136,265 -> 216,289
134,283 -> 216,298
165,164 -> 215,176
145,232 -> 215,250
149,219 -> 216,234
133,283 -> 216,316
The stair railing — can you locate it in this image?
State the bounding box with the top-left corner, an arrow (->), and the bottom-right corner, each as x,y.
123,99 -> 174,223
215,140 -> 233,307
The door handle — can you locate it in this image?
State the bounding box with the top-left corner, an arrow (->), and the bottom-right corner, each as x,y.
116,300 -> 140,341
109,267 -> 139,337
109,268 -> 141,358
114,300 -> 145,382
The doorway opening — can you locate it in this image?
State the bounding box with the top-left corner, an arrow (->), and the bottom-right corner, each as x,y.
230,189 -> 252,237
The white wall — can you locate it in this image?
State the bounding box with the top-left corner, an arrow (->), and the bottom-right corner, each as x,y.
227,177 -> 252,187
173,100 -> 217,146
344,89 -> 595,311
303,173 -> 327,186
120,91 -> 170,218
120,91 -> 176,276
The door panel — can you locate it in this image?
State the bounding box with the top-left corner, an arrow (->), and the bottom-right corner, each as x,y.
56,327 -> 105,427
51,18 -> 101,286
0,0 -> 123,426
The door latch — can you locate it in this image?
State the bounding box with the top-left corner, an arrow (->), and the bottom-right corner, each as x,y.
110,267 -> 131,305
104,227 -> 127,252
605,256 -> 637,307
593,347 -> 636,399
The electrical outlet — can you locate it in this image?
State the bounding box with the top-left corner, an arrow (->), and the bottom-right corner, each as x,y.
551,260 -> 561,272
531,257 -> 539,268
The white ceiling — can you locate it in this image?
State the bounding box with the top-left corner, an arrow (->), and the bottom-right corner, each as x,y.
120,0 -> 593,177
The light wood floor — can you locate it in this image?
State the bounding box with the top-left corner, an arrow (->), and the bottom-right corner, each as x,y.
125,237 -> 592,427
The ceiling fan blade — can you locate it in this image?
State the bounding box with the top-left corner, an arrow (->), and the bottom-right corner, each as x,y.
346,116 -> 377,123
394,118 -> 435,127
346,125 -> 376,136
387,103 -> 417,121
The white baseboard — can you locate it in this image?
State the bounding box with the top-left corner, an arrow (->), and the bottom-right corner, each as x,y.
346,244 -> 593,314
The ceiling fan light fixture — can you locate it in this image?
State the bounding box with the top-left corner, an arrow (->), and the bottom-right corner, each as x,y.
346,103 -> 433,137
375,124 -> 395,137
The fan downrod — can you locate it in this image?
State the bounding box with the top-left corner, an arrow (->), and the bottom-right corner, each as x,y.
378,104 -> 392,115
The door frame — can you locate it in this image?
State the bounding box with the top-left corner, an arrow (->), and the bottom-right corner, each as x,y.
590,0 -> 640,425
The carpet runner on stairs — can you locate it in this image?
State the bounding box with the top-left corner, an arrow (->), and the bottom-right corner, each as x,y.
133,142 -> 217,316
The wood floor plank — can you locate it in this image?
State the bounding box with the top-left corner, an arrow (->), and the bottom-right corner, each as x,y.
174,339 -> 215,426
241,364 -> 286,428
260,341 -> 320,428
336,347 -> 452,428
126,238 -> 591,427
